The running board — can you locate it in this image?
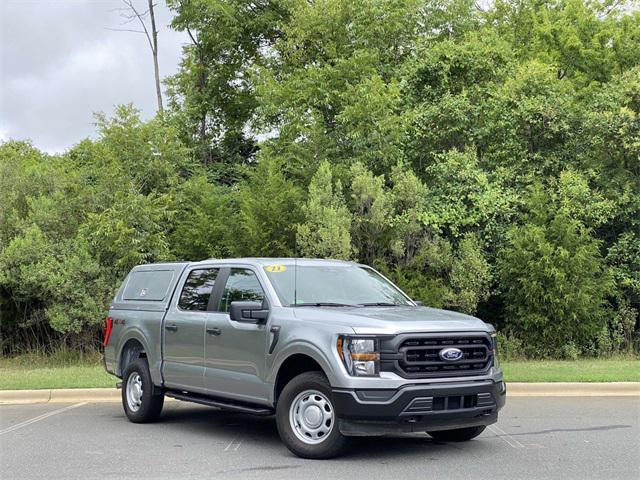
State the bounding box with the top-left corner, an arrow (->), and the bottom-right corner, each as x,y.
165,391 -> 273,416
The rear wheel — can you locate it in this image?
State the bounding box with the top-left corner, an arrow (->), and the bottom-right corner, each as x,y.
122,359 -> 164,423
276,371 -> 350,459
427,425 -> 486,442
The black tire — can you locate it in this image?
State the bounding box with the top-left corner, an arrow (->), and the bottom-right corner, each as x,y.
276,371 -> 351,459
427,425 -> 486,442
121,358 -> 164,423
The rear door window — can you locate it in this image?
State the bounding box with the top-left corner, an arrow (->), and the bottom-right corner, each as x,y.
219,268 -> 265,312
178,268 -> 219,311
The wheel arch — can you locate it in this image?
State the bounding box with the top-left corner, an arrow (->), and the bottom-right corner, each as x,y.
273,351 -> 334,405
117,333 -> 150,377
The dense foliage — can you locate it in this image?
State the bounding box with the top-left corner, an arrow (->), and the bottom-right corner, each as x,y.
1,0 -> 639,358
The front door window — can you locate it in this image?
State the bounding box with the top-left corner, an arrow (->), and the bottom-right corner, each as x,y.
219,268 -> 265,312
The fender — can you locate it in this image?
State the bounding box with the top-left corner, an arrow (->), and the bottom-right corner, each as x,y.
267,340 -> 339,404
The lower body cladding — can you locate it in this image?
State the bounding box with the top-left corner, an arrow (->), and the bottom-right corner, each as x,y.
332,379 -> 506,436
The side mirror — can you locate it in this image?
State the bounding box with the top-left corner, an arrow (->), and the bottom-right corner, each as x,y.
229,300 -> 269,323
413,300 -> 424,306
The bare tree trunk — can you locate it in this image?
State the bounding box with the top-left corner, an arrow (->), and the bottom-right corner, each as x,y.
186,25 -> 209,166
148,0 -> 163,114
109,0 -> 163,115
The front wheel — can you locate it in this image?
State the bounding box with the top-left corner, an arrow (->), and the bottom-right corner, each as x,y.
427,425 -> 486,442
276,371 -> 351,459
122,359 -> 164,423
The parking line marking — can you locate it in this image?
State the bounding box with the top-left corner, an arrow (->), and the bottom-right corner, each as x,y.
488,425 -> 517,448
494,425 -> 526,448
488,424 -> 526,449
224,436 -> 241,451
0,402 -> 87,436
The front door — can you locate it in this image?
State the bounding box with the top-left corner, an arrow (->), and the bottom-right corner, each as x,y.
204,267 -> 270,403
162,267 -> 219,392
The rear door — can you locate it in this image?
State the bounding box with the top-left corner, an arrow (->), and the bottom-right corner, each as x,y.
162,267 -> 220,392
204,266 -> 271,403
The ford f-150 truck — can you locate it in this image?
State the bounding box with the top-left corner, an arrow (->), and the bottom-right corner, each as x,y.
103,258 -> 505,458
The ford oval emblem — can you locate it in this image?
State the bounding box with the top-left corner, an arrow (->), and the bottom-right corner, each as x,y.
439,347 -> 463,362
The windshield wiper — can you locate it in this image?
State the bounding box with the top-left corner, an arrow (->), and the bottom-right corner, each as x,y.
293,302 -> 356,307
358,302 -> 401,307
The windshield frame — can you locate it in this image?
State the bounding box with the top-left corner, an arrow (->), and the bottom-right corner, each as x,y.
263,262 -> 416,308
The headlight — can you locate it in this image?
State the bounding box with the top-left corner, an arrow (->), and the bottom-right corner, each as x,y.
491,333 -> 499,368
337,336 -> 380,376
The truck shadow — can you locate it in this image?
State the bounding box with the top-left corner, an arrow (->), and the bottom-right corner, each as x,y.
159,404 -> 486,459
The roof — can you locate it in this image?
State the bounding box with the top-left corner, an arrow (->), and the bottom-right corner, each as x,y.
190,257 -> 361,268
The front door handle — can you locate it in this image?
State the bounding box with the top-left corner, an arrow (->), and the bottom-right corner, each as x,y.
165,324 -> 178,332
206,327 -> 222,336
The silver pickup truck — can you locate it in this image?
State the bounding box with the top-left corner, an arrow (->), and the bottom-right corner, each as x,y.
103,258 -> 505,458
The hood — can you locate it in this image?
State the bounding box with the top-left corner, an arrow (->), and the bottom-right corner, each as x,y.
292,305 -> 489,335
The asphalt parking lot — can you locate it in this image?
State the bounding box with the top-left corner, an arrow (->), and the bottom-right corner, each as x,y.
1,397 -> 638,480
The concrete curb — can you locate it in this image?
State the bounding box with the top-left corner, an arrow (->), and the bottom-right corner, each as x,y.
0,388 -> 120,404
1,382 -> 638,405
507,382 -> 640,397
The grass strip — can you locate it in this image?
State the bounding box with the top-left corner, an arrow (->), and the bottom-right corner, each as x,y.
0,358 -> 637,390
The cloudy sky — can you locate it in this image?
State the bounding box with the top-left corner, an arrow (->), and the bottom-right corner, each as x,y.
0,0 -> 188,153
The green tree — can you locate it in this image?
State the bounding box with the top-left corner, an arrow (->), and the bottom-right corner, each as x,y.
421,149 -> 516,240
0,108 -> 187,352
449,234 -> 492,314
498,186 -> 612,356
254,0 -> 422,176
489,0 -> 640,85
348,162 -> 393,264
93,104 -> 192,194
379,232 -> 490,315
297,161 -> 353,259
166,0 -> 286,178
236,157 -> 303,256
169,175 -> 235,261
607,231 -> 640,311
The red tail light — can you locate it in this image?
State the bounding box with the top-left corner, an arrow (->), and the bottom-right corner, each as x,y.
103,317 -> 113,347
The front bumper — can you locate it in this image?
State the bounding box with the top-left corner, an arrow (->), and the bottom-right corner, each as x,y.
332,379 -> 506,436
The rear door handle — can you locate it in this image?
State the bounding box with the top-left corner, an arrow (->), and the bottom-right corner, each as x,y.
206,327 -> 221,336
165,324 -> 178,332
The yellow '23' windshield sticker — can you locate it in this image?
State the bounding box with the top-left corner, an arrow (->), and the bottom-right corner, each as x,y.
265,264 -> 287,273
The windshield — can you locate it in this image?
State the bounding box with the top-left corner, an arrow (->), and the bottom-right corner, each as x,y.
263,263 -> 413,307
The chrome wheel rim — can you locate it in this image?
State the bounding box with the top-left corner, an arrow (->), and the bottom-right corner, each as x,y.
289,389 -> 334,444
126,372 -> 143,412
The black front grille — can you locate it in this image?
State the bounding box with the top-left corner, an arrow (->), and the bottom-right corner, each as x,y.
402,392 -> 494,415
432,394 -> 476,411
381,333 -> 493,379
